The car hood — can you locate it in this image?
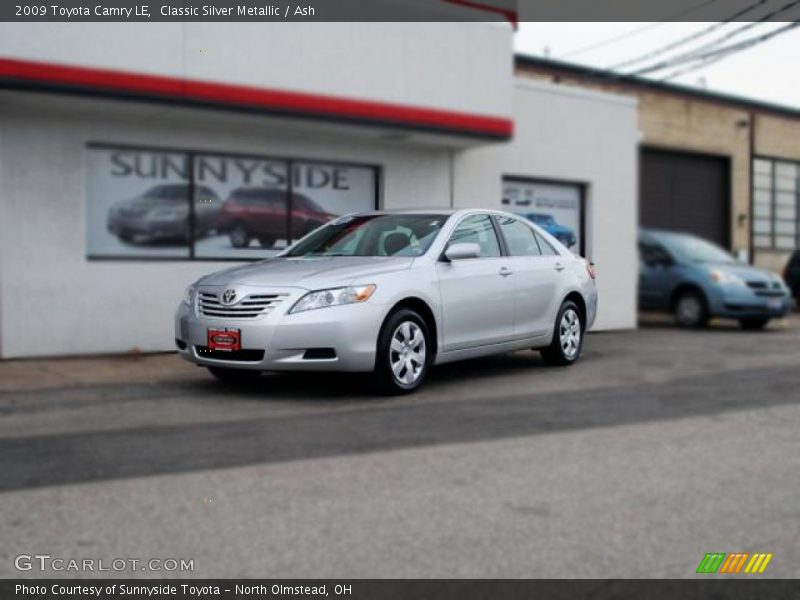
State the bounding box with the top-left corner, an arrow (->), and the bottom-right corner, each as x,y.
703,262 -> 781,284
197,256 -> 415,289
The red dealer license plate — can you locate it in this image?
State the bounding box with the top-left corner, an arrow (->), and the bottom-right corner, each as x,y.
207,328 -> 241,352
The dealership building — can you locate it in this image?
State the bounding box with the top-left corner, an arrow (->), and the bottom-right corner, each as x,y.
0,18 -> 640,358
517,56 -> 800,273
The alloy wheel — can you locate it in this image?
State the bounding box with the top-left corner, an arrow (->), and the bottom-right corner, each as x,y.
559,308 -> 581,359
389,321 -> 426,386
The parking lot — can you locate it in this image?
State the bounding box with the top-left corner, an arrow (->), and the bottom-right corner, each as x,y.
1,315 -> 799,578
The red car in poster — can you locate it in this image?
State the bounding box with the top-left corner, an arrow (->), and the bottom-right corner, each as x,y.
216,187 -> 337,249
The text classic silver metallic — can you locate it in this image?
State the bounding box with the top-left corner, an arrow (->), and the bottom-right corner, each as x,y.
175,209 -> 598,394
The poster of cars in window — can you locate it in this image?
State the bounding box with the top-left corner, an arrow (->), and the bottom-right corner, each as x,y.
502,178 -> 584,254
192,155 -> 290,259
86,147 -> 192,258
86,146 -> 378,260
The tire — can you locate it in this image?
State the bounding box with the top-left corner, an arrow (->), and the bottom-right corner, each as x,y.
229,223 -> 251,249
739,317 -> 770,330
373,308 -> 431,395
673,290 -> 709,328
258,236 -> 276,249
541,300 -> 584,366
207,366 -> 261,384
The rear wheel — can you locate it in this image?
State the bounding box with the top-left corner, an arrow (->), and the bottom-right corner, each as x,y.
739,317 -> 770,330
540,300 -> 584,366
229,223 -> 251,248
258,236 -> 276,248
207,366 -> 261,384
373,308 -> 430,395
674,290 -> 709,328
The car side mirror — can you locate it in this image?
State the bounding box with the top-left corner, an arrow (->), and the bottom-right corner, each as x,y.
445,242 -> 481,261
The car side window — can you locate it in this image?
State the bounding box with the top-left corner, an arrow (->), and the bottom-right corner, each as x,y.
448,214 -> 501,258
497,216 -> 542,256
640,240 -> 671,266
533,231 -> 558,256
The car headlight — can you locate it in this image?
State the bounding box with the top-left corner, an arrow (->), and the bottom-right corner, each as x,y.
290,284 -> 376,314
182,285 -> 195,307
149,206 -> 187,220
710,269 -> 745,286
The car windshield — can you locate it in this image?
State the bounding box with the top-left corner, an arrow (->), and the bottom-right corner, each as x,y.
151,185 -> 189,201
285,214 -> 449,257
658,233 -> 736,264
530,214 -> 554,224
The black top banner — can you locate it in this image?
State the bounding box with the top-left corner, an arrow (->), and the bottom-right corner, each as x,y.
3,0 -> 800,22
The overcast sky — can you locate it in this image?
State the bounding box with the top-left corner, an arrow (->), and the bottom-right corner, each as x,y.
514,22 -> 800,109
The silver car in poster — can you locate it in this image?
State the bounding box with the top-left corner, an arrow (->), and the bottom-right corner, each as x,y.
175,209 -> 598,394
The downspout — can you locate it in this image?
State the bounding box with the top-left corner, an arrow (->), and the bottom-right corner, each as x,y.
748,110 -> 755,265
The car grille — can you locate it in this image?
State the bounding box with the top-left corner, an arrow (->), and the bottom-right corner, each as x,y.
746,281 -> 785,297
197,291 -> 287,319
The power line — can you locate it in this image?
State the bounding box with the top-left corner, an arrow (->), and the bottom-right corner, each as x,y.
660,21 -> 800,80
558,0 -> 723,59
608,0 -> 772,71
627,0 -> 800,75
633,20 -> 800,77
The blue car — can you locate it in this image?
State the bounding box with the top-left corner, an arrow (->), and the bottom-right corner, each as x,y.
639,229 -> 794,329
524,213 -> 576,248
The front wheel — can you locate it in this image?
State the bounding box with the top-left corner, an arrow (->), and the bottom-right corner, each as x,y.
540,300 -> 584,366
373,308 -> 431,395
739,317 -> 770,330
229,223 -> 251,248
674,290 -> 709,328
207,366 -> 262,384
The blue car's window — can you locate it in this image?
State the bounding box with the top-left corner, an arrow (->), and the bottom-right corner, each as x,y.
285,214 -> 448,257
657,233 -> 736,264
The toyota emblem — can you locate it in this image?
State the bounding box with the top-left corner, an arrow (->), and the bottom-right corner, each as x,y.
221,289 -> 238,305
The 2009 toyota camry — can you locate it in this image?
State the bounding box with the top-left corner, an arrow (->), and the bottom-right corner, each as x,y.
175,209 -> 598,394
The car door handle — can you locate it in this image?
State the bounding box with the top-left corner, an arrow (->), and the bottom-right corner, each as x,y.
554,262 -> 566,272
499,267 -> 513,277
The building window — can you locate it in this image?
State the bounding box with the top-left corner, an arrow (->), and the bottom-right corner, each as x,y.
753,157 -> 799,251
86,144 -> 379,260
502,177 -> 585,256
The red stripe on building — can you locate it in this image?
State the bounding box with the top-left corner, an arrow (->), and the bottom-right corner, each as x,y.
0,57 -> 513,139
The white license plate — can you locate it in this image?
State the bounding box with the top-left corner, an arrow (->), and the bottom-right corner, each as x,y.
767,298 -> 783,310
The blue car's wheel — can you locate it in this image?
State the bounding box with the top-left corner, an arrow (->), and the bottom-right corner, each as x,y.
674,290 -> 709,328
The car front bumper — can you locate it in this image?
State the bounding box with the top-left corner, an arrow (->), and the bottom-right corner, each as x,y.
108,215 -> 187,240
174,286 -> 385,372
708,286 -> 794,319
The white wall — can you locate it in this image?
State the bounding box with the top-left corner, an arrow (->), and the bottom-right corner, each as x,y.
0,21 -> 513,120
0,94 -> 452,358
453,79 -> 640,330
0,77 -> 639,358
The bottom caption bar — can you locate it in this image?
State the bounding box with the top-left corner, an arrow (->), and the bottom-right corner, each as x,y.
3,580 -> 798,600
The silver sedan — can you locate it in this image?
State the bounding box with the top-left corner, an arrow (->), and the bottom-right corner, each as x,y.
175,209 -> 598,394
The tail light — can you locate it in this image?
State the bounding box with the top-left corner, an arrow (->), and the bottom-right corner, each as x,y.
585,260 -> 596,280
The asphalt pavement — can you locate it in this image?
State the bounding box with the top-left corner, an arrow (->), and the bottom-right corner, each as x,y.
1,315 -> 799,578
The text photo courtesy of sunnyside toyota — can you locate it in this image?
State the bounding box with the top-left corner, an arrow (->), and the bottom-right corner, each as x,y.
2,2 -> 800,598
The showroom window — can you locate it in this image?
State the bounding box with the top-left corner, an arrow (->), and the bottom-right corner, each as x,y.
86,144 -> 379,260
502,177 -> 586,256
753,157 -> 800,251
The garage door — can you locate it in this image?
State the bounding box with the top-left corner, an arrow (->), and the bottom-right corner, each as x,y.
640,148 -> 730,248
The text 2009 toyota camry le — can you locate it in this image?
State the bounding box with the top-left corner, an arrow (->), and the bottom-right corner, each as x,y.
175,209 -> 598,394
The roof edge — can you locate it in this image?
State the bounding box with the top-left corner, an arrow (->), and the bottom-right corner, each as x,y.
514,54 -> 800,120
